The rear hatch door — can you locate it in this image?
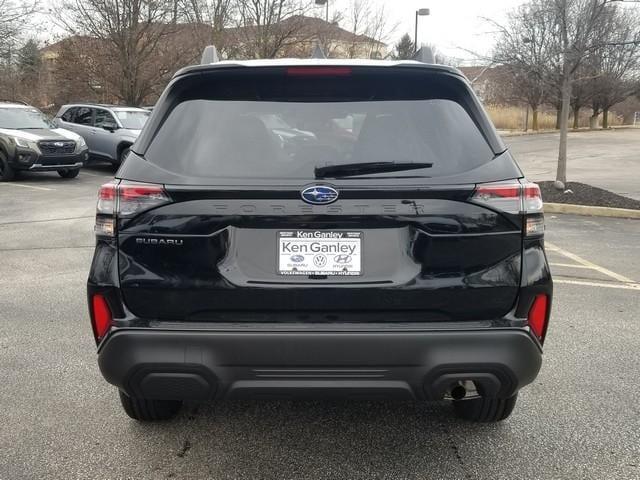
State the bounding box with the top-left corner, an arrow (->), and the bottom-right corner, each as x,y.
116,65 -> 524,322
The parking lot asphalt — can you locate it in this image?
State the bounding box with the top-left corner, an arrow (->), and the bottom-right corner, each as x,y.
505,128 -> 640,200
1,164 -> 639,480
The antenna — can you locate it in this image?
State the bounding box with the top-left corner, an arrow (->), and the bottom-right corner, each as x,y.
413,46 -> 436,64
201,45 -> 220,65
311,43 -> 327,59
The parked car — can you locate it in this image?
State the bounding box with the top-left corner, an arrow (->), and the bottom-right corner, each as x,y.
54,104 -> 150,166
0,101 -> 88,181
88,54 -> 552,423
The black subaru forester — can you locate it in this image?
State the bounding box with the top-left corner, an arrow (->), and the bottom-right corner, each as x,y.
88,57 -> 552,422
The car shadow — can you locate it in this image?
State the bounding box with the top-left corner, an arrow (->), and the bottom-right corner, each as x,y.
8,160 -> 117,184
126,399 -> 506,479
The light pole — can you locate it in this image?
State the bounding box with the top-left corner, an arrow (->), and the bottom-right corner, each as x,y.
315,0 -> 329,22
414,8 -> 430,53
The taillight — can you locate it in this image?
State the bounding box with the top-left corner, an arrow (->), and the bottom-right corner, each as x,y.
118,183 -> 170,217
528,294 -> 549,342
91,294 -> 113,342
94,181 -> 171,238
472,183 -> 522,214
471,181 -> 544,236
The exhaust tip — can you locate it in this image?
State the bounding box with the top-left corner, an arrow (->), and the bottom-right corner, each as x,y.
450,384 -> 467,400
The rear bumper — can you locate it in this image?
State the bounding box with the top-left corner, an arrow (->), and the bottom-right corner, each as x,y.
98,327 -> 542,401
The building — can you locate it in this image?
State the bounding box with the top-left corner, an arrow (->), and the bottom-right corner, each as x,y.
35,16 -> 386,108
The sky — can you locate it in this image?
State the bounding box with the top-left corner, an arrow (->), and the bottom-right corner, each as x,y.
36,0 -> 527,64
316,0 -> 526,63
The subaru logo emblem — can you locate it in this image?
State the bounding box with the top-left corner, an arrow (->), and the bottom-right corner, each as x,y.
301,185 -> 339,205
54,142 -> 64,147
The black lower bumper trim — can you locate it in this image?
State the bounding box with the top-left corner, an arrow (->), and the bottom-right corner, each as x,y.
98,328 -> 542,401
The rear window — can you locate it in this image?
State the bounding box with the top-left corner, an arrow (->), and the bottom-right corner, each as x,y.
144,68 -> 495,180
114,110 -> 149,129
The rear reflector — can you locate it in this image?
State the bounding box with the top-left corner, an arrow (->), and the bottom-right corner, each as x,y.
286,67 -> 352,76
528,294 -> 549,342
91,294 -> 113,341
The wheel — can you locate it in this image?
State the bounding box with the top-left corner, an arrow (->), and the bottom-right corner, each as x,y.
118,390 -> 182,421
57,168 -> 80,178
118,147 -> 131,165
453,393 -> 518,423
0,151 -> 15,181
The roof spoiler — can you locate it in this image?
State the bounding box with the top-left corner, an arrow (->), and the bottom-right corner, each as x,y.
413,46 -> 436,64
201,45 -> 220,64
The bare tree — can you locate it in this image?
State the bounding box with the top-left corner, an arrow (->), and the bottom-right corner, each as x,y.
58,0 -> 182,105
178,0 -> 235,55
586,7 -> 640,128
0,0 -> 39,51
229,0 -> 311,59
549,0 -> 634,186
344,0 -> 394,59
0,0 -> 39,100
492,1 -> 558,131
492,0 -> 640,185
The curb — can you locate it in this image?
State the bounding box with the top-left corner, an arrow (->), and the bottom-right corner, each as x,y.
545,203 -> 640,219
499,126 -> 638,137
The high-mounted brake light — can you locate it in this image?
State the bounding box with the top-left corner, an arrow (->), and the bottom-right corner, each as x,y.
286,67 -> 352,76
91,294 -> 113,342
528,294 -> 549,342
471,181 -> 544,236
94,181 -> 171,238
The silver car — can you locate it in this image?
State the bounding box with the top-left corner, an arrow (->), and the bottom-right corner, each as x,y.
54,104 -> 150,166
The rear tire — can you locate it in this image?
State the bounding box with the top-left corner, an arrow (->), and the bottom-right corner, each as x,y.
57,168 -> 80,179
453,393 -> 518,422
118,390 -> 182,421
0,152 -> 15,181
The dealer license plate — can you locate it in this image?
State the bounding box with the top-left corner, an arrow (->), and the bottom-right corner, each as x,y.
278,231 -> 362,276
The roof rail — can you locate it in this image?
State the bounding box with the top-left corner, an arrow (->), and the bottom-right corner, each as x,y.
0,99 -> 29,105
311,44 -> 327,59
201,45 -> 219,65
413,46 -> 436,64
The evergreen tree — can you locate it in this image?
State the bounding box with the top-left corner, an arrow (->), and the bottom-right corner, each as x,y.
393,33 -> 414,60
17,38 -> 41,84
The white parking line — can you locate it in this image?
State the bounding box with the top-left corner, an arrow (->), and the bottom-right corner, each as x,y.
546,241 -> 635,284
0,182 -> 53,191
554,279 -> 640,291
549,263 -> 592,269
81,171 -> 113,178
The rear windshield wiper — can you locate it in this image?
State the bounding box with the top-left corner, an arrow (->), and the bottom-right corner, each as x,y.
314,161 -> 433,179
